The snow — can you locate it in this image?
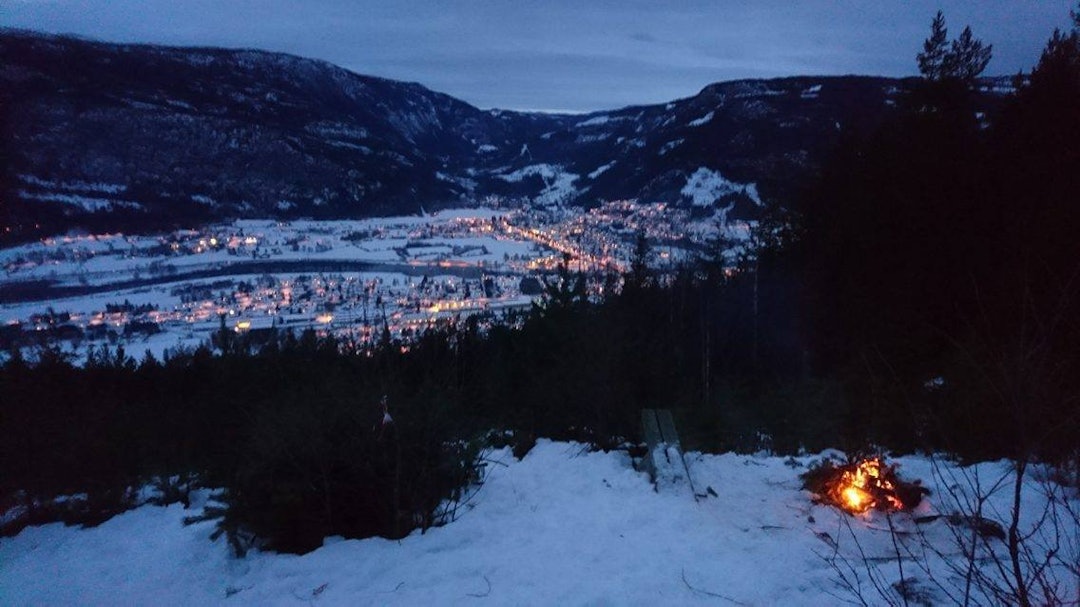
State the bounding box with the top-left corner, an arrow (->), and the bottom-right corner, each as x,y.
574,133 -> 609,144
0,206 -> 570,364
2,441 -> 1074,605
496,164 -> 579,206
305,122 -> 369,141
732,84 -> 785,99
17,175 -> 127,195
574,114 -> 613,128
0,209 -> 522,289
17,191 -> 142,212
435,172 -> 478,192
681,167 -> 762,209
325,140 -> 372,154
658,139 -> 683,156
496,164 -> 560,184
688,111 -> 714,127
165,99 -> 196,110
588,161 -> 615,180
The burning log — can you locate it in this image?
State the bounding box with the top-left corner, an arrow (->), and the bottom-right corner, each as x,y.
802,457 -> 928,514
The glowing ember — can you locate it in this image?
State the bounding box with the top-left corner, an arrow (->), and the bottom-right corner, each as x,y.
804,457 -> 921,515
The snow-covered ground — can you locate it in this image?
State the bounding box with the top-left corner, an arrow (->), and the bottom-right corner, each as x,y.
1,203 -> 757,364
680,167 -> 762,210
0,210 -> 530,288
3,441 -> 1075,605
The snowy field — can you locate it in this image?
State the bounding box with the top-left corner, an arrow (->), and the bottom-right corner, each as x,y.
2,441 -> 1075,605
0,207 -> 550,362
1,203 -> 754,364
0,209 -> 533,288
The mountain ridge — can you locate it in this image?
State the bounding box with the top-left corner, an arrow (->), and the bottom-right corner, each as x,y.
0,29 -> 1010,243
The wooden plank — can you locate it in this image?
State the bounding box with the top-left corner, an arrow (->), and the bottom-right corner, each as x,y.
640,408 -> 706,500
655,409 -> 681,450
641,409 -> 662,450
641,409 -> 661,482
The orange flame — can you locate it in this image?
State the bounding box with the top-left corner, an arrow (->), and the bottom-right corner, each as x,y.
827,458 -> 905,514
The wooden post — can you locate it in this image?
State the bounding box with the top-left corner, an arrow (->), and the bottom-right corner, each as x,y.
641,409 -> 705,499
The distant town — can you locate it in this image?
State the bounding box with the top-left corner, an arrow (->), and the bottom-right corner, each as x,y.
1,200 -> 748,360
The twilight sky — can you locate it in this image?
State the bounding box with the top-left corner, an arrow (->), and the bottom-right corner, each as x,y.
3,1 -> 1075,112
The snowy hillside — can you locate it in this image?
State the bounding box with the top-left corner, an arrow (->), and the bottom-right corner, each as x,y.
2,441 -> 1074,605
1,30 -> 1016,244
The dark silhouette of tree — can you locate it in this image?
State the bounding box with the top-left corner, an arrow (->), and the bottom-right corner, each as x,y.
537,254 -> 587,316
795,8 -> 1080,458
627,229 -> 651,290
917,11 -> 950,81
911,12 -> 993,122
945,26 -> 993,83
917,12 -> 993,85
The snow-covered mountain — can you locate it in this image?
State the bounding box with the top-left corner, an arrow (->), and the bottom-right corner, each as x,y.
0,30 -> 1011,241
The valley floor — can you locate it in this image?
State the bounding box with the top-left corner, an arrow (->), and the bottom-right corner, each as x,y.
1,441 -> 1076,605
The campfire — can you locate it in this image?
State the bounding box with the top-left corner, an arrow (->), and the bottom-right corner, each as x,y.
803,457 -> 926,514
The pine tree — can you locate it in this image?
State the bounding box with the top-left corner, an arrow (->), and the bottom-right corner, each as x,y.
945,26 -> 993,83
917,11 -> 949,80
1028,4 -> 1080,94
916,12 -> 992,84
